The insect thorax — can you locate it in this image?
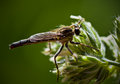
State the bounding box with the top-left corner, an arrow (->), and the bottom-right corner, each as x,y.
57,27 -> 74,43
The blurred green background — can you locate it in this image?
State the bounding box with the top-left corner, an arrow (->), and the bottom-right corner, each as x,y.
0,0 -> 120,84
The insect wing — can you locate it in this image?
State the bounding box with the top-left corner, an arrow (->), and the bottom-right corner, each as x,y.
29,32 -> 58,42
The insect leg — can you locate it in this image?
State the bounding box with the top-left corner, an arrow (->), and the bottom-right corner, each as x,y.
65,42 -> 73,55
54,44 -> 64,81
48,42 -> 51,51
70,41 -> 99,51
65,42 -> 77,61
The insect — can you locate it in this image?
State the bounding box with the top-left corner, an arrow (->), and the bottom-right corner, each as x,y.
9,21 -> 99,81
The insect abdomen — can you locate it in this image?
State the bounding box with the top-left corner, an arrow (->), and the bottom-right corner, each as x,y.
9,39 -> 31,49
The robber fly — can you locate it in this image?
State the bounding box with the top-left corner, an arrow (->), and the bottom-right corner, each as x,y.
9,21 -> 99,81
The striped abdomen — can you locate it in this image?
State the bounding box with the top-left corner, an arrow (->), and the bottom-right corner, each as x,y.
9,32 -> 58,49
9,39 -> 32,49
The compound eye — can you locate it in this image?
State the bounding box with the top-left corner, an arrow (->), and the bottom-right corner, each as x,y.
75,28 -> 80,35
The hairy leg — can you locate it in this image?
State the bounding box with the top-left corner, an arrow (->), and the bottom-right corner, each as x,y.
54,44 -> 64,81
48,42 -> 51,51
70,41 -> 99,51
65,42 -> 77,61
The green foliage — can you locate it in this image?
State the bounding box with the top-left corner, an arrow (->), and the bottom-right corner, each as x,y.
43,15 -> 120,84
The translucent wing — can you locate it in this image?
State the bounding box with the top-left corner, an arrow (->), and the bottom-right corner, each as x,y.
29,32 -> 58,43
